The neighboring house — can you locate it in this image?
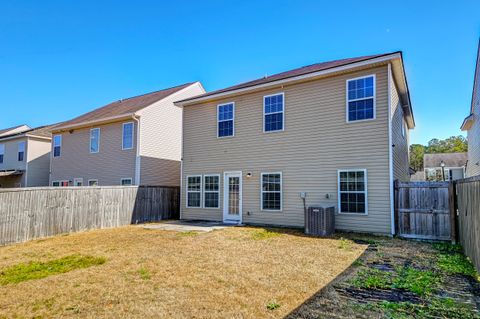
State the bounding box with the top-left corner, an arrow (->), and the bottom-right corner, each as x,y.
423,153 -> 467,181
0,125 -> 56,188
461,40 -> 480,177
176,52 -> 414,235
49,82 -> 205,187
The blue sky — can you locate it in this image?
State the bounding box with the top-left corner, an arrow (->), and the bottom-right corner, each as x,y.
0,0 -> 479,145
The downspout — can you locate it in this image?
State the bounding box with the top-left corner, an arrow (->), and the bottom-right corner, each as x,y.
387,63 -> 395,236
133,116 -> 141,186
179,106 -> 184,220
24,138 -> 29,187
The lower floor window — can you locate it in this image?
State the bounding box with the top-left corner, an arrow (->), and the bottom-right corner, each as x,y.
204,175 -> 220,208
187,175 -> 202,208
261,172 -> 282,210
121,178 -> 133,186
338,170 -> 367,214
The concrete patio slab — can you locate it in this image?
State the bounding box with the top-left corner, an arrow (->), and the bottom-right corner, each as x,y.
141,220 -> 231,232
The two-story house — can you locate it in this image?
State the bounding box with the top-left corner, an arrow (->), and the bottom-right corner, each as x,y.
0,125 -> 56,188
461,40 -> 480,177
49,82 -> 205,187
175,52 -> 414,235
0,124 -> 31,137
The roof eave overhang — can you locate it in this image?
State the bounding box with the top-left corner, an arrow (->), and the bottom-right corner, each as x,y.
51,113 -> 140,133
461,114 -> 474,131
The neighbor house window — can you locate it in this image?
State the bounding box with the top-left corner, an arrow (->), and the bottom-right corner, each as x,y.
18,141 -> 25,161
0,144 -> 4,164
217,103 -> 234,137
52,180 -> 69,187
264,93 -> 284,132
122,122 -> 134,150
204,175 -> 220,208
90,128 -> 100,153
338,169 -> 367,214
53,135 -> 62,157
52,181 -> 60,187
186,175 -> 202,208
88,179 -> 98,186
74,178 -> 83,186
261,172 -> 282,211
347,75 -> 375,122
121,178 -> 133,186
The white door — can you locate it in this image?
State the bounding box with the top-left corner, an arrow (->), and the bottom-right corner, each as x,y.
223,172 -> 242,224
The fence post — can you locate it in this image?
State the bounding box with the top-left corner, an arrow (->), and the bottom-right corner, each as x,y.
449,181 -> 457,244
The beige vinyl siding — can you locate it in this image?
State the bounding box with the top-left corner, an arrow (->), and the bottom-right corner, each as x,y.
390,76 -> 410,181
50,121 -> 136,186
138,83 -> 205,186
0,137 -> 28,187
466,51 -> 480,177
25,137 -> 51,187
182,66 -> 392,234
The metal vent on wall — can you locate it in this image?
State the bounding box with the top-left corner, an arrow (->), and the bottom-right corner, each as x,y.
305,206 -> 335,236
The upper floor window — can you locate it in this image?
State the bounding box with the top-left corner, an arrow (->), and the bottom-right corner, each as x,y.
264,93 -> 284,132
347,75 -> 375,122
0,144 -> 4,164
122,122 -> 134,150
338,169 -> 367,214
217,103 -> 234,137
18,141 -> 25,162
90,128 -> 100,153
53,135 -> 62,157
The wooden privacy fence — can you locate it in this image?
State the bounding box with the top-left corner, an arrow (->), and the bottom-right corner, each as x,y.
456,175 -> 480,272
395,181 -> 455,241
0,186 -> 180,246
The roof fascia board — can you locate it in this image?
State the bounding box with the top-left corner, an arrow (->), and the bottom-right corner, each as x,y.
52,113 -> 139,132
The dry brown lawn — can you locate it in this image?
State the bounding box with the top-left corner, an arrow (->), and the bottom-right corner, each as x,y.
0,226 -> 366,318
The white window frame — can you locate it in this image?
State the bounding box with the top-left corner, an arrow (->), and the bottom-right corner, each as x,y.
217,102 -> 235,138
186,175 -> 202,208
53,135 -> 62,158
0,144 -> 4,164
260,172 -> 283,211
203,174 -> 220,209
90,128 -> 100,154
346,75 -> 376,123
17,141 -> 26,162
263,92 -> 285,133
74,178 -> 83,186
122,122 -> 134,150
337,169 -> 368,215
121,178 -> 133,186
88,179 -> 99,186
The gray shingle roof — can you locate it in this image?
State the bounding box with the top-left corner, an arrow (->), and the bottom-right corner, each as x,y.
424,153 -> 468,168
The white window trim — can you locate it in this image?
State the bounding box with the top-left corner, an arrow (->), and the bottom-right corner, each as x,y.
186,175 -> 202,208
217,102 -> 235,138
17,141 -> 26,162
122,122 -> 134,150
260,172 -> 283,211
74,178 -> 84,186
90,128 -> 100,154
121,178 -> 133,186
0,144 -> 4,163
203,174 -> 220,209
53,134 -> 62,158
345,74 -> 376,123
263,92 -> 285,133
337,169 -> 368,215
88,179 -> 99,186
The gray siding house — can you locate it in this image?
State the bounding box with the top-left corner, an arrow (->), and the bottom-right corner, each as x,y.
50,82 -> 205,186
461,40 -> 480,177
176,52 -> 414,235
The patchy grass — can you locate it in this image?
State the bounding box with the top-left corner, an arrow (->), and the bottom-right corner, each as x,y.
250,228 -> 283,240
393,266 -> 440,296
338,237 -> 354,250
0,255 -> 105,285
0,226 -> 366,318
177,230 -> 199,237
437,252 -> 477,278
351,268 -> 392,289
